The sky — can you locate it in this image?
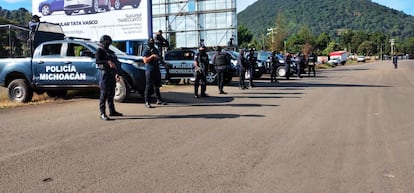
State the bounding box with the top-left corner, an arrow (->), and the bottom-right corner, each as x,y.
0,0 -> 413,16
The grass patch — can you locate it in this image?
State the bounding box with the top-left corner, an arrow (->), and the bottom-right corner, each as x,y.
0,88 -> 53,109
0,88 -> 97,109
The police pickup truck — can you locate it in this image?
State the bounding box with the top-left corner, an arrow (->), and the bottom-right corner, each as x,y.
0,22 -> 164,103
164,49 -> 237,84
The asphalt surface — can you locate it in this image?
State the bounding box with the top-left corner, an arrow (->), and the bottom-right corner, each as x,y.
1,60 -> 414,193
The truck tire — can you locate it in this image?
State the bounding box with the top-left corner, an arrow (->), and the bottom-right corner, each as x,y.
206,71 -> 217,84
114,76 -> 129,103
8,79 -> 33,103
276,66 -> 287,77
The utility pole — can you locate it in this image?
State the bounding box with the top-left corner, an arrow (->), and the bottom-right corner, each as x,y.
390,38 -> 395,56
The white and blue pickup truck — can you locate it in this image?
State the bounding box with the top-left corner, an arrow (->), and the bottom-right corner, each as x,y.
0,22 -> 165,103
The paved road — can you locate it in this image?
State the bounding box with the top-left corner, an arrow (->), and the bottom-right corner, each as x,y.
1,60 -> 414,193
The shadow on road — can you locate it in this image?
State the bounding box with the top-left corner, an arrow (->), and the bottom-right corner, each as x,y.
114,113 -> 264,120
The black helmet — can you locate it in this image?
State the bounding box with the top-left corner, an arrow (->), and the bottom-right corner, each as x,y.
32,15 -> 41,19
100,35 -> 112,45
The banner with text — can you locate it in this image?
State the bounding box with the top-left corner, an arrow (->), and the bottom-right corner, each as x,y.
32,0 -> 150,41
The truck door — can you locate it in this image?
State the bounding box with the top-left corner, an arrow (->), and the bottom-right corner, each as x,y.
32,43 -> 67,86
63,42 -> 99,85
32,42 -> 98,87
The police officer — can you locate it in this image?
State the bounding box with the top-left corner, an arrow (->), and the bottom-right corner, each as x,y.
285,53 -> 292,80
270,51 -> 280,83
154,30 -> 169,58
237,49 -> 248,89
296,52 -> 304,78
212,46 -> 230,94
392,54 -> 398,69
246,48 -> 256,87
308,52 -> 317,77
142,38 -> 167,108
193,46 -> 209,98
95,35 -> 123,121
28,15 -> 41,35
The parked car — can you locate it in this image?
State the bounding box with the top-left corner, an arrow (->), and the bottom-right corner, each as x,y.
164,49 -> 196,84
111,0 -> 141,10
38,0 -> 64,16
357,56 -> 366,62
327,58 -> 340,66
64,0 -> 110,15
256,50 -> 272,74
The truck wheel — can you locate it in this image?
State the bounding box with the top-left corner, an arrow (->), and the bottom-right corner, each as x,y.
8,79 -> 33,103
114,76 -> 129,103
47,90 -> 67,98
64,10 -> 73,15
206,71 -> 217,84
276,66 -> 286,77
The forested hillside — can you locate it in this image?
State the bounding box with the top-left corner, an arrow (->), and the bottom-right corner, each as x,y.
0,7 -> 31,26
238,0 -> 414,40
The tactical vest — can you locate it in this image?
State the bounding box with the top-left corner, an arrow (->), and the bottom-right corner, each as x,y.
214,53 -> 227,66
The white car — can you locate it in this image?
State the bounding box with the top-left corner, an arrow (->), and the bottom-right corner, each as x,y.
64,0 -> 99,15
357,56 -> 366,62
327,58 -> 340,66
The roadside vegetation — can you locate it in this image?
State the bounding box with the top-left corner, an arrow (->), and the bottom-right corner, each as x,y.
0,88 -> 51,109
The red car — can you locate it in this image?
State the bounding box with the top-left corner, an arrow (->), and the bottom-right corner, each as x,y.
111,0 -> 141,10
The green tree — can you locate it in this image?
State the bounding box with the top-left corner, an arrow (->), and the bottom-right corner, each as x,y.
315,32 -> 331,55
357,41 -> 376,55
237,24 -> 253,49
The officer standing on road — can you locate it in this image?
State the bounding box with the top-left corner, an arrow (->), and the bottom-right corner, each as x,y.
392,54 -> 398,69
193,46 -> 209,98
95,35 -> 123,121
246,48 -> 257,88
237,49 -> 248,89
212,46 -> 230,94
142,38 -> 167,108
270,51 -> 279,83
285,53 -> 292,80
308,52 -> 317,77
296,52 -> 304,78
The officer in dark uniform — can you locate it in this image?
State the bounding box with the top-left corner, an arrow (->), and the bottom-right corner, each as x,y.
211,46 -> 230,94
154,30 -> 169,58
392,54 -> 398,69
95,35 -> 123,121
285,53 -> 292,80
193,46 -> 209,98
142,38 -> 167,108
246,48 -> 257,87
270,51 -> 280,83
296,52 -> 304,78
308,52 -> 317,77
237,49 -> 248,89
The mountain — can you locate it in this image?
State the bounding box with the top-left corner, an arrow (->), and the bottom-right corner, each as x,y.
237,0 -> 414,40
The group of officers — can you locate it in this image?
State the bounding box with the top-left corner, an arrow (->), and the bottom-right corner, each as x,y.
96,35 -> 168,121
95,33 -> 317,121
